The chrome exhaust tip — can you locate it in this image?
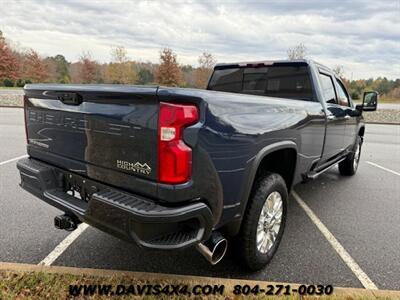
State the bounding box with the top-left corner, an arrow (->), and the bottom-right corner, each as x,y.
196,232 -> 228,265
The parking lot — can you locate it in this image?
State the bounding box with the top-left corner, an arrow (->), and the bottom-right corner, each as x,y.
0,107 -> 399,290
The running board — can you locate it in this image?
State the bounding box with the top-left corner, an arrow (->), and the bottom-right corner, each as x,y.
304,157 -> 346,180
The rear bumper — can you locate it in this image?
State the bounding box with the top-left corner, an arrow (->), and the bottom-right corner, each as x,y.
17,158 -> 213,249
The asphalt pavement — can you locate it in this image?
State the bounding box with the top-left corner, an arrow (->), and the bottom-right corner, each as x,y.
0,107 -> 399,290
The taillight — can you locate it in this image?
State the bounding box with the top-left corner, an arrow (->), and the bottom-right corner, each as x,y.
158,102 -> 199,184
23,95 -> 29,143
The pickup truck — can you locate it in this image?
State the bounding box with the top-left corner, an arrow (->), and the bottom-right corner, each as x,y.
17,59 -> 378,270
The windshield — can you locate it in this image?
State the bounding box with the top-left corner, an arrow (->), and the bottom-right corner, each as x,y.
207,65 -> 313,101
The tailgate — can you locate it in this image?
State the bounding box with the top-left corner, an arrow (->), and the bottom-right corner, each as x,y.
24,85 -> 159,181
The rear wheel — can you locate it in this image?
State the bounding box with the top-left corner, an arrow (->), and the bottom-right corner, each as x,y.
339,136 -> 362,176
236,172 -> 287,271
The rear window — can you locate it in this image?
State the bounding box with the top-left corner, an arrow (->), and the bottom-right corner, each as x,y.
207,65 -> 313,101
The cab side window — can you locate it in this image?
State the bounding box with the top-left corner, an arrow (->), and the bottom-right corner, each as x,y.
335,79 -> 350,107
319,73 -> 336,104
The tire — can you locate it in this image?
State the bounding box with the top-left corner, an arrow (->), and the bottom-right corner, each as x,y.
339,136 -> 362,176
236,172 -> 288,271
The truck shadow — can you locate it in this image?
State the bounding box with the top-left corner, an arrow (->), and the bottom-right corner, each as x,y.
54,189 -> 360,287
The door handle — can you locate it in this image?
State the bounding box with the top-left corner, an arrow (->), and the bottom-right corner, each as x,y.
58,92 -> 82,106
344,115 -> 351,120
327,115 -> 335,120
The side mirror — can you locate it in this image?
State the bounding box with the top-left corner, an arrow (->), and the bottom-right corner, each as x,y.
361,91 -> 378,111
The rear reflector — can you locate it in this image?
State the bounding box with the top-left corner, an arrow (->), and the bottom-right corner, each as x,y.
158,102 -> 199,184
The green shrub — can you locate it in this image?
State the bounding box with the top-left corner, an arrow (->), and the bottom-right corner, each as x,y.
3,78 -> 14,87
16,79 -> 25,87
350,92 -> 359,100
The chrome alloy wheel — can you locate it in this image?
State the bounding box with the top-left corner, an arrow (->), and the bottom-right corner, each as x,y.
353,142 -> 361,170
256,191 -> 283,254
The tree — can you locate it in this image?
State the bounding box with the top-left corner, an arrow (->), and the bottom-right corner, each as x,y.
105,46 -> 137,84
155,48 -> 182,86
386,86 -> 400,99
287,43 -> 307,60
21,49 -> 48,82
181,64 -> 195,87
0,36 -> 19,84
194,52 -> 216,88
52,54 -> 70,83
78,52 -> 98,83
137,68 -> 154,85
68,62 -> 81,83
332,65 -> 345,79
375,77 -> 392,95
43,57 -> 57,83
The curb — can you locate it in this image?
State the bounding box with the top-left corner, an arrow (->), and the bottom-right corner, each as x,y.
1,262 -> 400,298
364,121 -> 400,125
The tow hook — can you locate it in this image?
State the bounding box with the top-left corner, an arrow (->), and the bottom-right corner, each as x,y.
54,214 -> 79,231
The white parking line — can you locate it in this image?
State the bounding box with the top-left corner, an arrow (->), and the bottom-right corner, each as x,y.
38,223 -> 89,266
292,191 -> 378,290
0,154 -> 28,166
0,153 -> 89,265
366,161 -> 400,176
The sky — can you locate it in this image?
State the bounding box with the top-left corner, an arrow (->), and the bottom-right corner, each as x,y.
0,0 -> 399,79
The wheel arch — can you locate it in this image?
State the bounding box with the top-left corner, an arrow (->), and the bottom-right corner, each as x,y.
223,141 -> 298,236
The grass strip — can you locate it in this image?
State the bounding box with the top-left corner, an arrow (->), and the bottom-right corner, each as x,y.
0,267 -> 396,299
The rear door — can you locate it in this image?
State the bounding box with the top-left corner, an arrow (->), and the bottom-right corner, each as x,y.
24,85 -> 159,181
318,72 -> 347,165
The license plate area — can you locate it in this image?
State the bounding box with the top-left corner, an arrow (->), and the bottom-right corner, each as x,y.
63,172 -> 99,202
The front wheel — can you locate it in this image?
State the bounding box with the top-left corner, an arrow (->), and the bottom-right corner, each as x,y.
236,172 -> 287,271
339,136 -> 362,176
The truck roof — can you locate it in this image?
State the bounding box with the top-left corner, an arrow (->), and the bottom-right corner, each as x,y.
214,59 -> 308,67
214,59 -> 331,71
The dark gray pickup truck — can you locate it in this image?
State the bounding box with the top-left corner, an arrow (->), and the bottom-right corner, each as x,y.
17,59 -> 378,270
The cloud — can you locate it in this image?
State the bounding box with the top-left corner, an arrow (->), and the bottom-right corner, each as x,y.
0,0 -> 398,79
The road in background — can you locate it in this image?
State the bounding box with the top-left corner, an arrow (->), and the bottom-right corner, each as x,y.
377,103 -> 400,110
0,89 -> 24,95
0,108 -> 399,290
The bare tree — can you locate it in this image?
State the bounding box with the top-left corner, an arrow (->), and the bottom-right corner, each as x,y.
105,46 -> 137,84
112,46 -> 128,64
287,43 -> 307,60
194,52 -> 216,88
332,65 -> 345,79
